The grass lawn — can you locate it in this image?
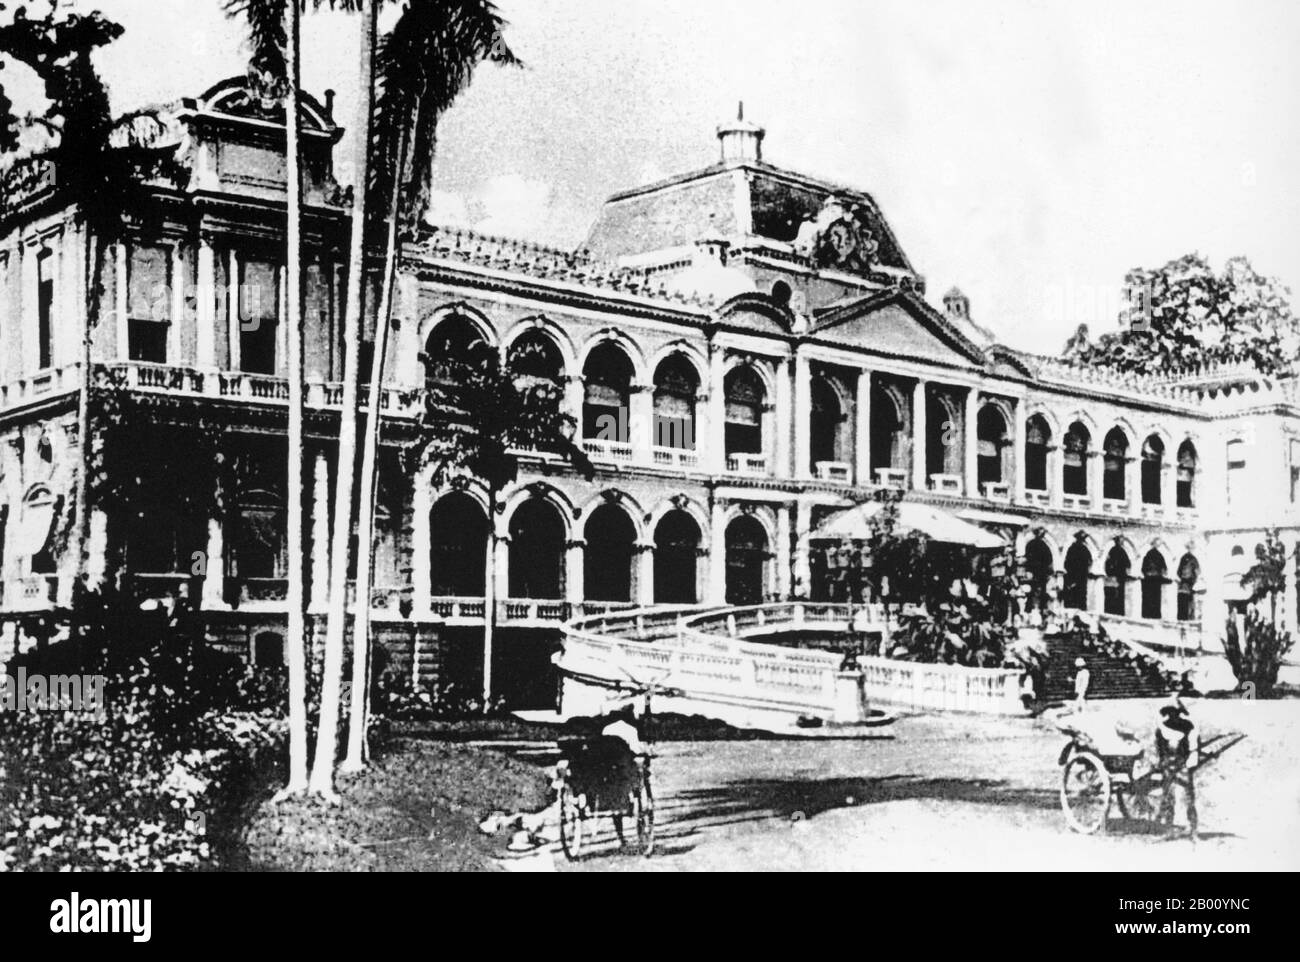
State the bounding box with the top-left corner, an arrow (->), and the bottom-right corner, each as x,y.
242,735 -> 551,871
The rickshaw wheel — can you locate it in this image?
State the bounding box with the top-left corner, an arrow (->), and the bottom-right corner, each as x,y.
635,771 -> 655,856
558,784 -> 584,860
1061,751 -> 1111,835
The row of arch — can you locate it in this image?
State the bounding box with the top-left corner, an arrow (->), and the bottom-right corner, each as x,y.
1019,532 -> 1201,621
1024,414 -> 1198,507
428,487 -> 773,607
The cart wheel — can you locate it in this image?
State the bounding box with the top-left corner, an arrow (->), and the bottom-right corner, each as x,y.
1061,751 -> 1111,835
558,784 -> 584,861
636,770 -> 655,856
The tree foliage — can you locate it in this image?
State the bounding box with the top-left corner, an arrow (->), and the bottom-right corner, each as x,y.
1223,530 -> 1298,696
417,340 -> 593,496
1062,254 -> 1299,376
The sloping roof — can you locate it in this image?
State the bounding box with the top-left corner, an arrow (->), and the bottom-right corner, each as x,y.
582,158 -> 912,274
808,288 -> 990,369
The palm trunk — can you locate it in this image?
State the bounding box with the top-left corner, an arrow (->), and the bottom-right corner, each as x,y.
282,0 -> 310,794
343,119 -> 408,772
483,487 -> 497,708
310,0 -> 376,796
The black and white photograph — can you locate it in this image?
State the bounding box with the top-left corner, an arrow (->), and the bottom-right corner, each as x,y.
0,0 -> 1295,921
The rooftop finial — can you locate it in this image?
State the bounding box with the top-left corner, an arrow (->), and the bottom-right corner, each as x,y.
717,102 -> 765,163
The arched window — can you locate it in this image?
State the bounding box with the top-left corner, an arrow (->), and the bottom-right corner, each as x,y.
1141,435 -> 1164,505
810,376 -> 845,471
1178,440 -> 1198,508
654,510 -> 701,604
1023,537 -> 1054,612
507,498 -> 566,599
429,492 -> 489,596
36,247 -> 54,370
977,405 -> 1010,486
652,354 -> 699,451
1025,415 -> 1051,492
870,381 -> 906,474
507,331 -> 564,386
1063,422 -> 1090,496
1177,554 -> 1200,621
1103,428 -> 1128,501
926,392 -> 962,478
584,503 -> 636,602
1063,541 -> 1091,610
1103,545 -> 1131,616
723,366 -> 765,457
724,515 -> 769,606
1141,550 -> 1167,620
582,342 -> 634,442
424,315 -> 491,387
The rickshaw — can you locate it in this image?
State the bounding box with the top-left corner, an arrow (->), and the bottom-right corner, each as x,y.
1055,715 -> 1197,835
554,676 -> 681,860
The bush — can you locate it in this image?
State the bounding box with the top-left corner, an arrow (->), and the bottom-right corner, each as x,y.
0,589 -> 287,871
1223,609 -> 1295,698
372,669 -> 504,722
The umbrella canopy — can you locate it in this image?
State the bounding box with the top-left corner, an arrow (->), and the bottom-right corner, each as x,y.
814,500 -> 1005,549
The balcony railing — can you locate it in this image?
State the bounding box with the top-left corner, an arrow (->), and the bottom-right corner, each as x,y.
106,361 -> 423,418
814,460 -> 852,483
1023,489 -> 1050,506
981,481 -> 1012,502
726,452 -> 768,475
1101,497 -> 1128,516
874,467 -> 907,490
652,446 -> 700,469
0,362 -> 82,412
583,438 -> 634,463
928,473 -> 963,495
1062,493 -> 1091,511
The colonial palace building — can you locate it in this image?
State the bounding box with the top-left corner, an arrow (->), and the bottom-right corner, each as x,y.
2,79 -> 1297,705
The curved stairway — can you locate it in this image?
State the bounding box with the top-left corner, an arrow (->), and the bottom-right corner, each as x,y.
1040,630 -> 1175,701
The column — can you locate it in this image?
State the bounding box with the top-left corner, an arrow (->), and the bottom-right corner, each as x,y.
793,353 -> 811,478
963,388 -> 979,497
202,476 -> 226,609
708,500 -> 727,604
114,242 -> 129,361
564,374 -> 584,434
1087,447 -> 1103,504
911,379 -> 928,490
1049,441 -> 1063,509
562,537 -> 583,607
275,264 -> 288,377
855,370 -> 872,486
169,242 -> 186,364
776,503 -> 792,599
707,346 -> 726,473
773,356 -> 791,479
793,501 -> 812,598
196,236 -> 216,369
492,523 -> 510,601
226,249 -> 241,371
636,541 -> 655,605
310,452 -> 331,612
1013,402 -> 1028,502
629,382 -> 653,463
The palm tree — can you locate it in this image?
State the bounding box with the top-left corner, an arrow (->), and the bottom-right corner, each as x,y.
333,0 -> 520,777
310,0 -> 377,795
224,0 -> 310,794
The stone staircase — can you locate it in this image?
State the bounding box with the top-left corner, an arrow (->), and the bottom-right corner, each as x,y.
1040,629 -> 1175,702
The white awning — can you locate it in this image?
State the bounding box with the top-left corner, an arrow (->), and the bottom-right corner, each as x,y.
15,498 -> 56,557
957,508 -> 1032,527
813,501 -> 1005,549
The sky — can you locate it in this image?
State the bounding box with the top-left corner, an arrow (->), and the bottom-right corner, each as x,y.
9,0 -> 1300,354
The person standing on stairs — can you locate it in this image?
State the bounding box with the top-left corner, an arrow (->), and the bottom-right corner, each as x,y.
1072,656 -> 1091,710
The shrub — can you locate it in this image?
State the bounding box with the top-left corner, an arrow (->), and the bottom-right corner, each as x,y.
1222,609 -> 1295,698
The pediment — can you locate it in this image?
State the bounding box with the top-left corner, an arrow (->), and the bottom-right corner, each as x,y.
808,290 -> 988,369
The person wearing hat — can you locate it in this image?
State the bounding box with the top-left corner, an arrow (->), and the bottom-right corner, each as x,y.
1072,657 -> 1091,709
1155,694 -> 1199,838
